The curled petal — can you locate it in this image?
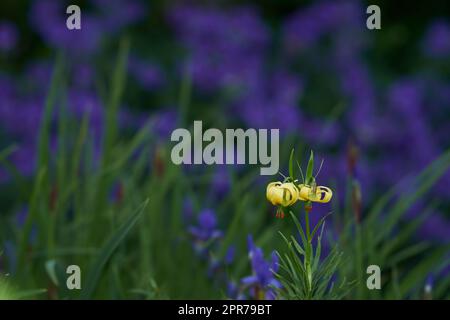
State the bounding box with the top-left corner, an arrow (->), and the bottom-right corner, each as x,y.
266,182 -> 299,207
297,184 -> 333,203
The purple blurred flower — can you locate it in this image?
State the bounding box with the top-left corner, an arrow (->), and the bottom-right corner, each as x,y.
67,89 -> 104,138
423,20 -> 450,58
30,0 -> 103,55
168,5 -> 268,92
238,71 -> 303,133
418,213 -> 450,242
241,235 -> 281,300
182,197 -> 195,222
207,245 -> 235,278
0,99 -> 43,140
188,209 -> 223,243
387,79 -> 438,167
0,21 -> 18,52
128,57 -> 165,91
210,167 -> 231,200
11,144 -> 38,177
151,109 -> 178,141
24,60 -> 53,93
224,246 -> 236,265
72,63 -> 95,89
283,1 -> 361,54
92,0 -> 146,33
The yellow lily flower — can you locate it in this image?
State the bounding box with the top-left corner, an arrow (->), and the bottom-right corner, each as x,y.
297,184 -> 333,203
266,182 -> 333,208
266,182 -> 299,207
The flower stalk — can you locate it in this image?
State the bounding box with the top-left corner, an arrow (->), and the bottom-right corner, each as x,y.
267,150 -> 346,300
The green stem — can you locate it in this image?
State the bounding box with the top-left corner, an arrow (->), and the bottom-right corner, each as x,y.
304,202 -> 313,298
305,209 -> 311,241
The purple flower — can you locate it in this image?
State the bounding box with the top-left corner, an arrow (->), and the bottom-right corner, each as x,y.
67,89 -> 104,139
92,0 -> 146,33
283,1 -> 361,54
30,0 -> 103,55
387,79 -> 438,167
423,20 -> 450,58
210,167 -> 231,200
71,63 -> 95,89
207,245 -> 235,278
0,21 -> 18,52
182,197 -> 195,222
168,5 -> 269,92
241,235 -> 281,300
418,213 -> 450,242
151,109 -> 178,141
24,60 -> 53,93
238,71 -> 303,133
224,246 -> 236,265
128,57 -> 165,91
188,209 -> 223,243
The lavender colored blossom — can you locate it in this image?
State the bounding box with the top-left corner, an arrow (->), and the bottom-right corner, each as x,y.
387,80 -> 438,168
92,0 -> 146,33
423,20 -> 450,58
30,0 -> 103,55
210,167 -> 231,200
182,197 -> 194,222
224,246 -> 236,265
283,1 -> 361,54
24,60 -> 53,94
241,235 -> 281,300
0,98 -> 43,142
207,245 -> 235,278
71,63 -> 95,90
418,214 -> 450,242
128,57 -> 165,91
188,209 -> 223,243
67,89 -> 104,139
0,21 -> 18,52
238,71 -> 303,133
168,5 -> 269,92
151,109 -> 178,141
10,143 -> 37,177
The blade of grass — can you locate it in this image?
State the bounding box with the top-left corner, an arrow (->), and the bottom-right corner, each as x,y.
80,199 -> 149,299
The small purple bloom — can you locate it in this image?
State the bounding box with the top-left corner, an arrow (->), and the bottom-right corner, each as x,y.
92,0 -> 146,33
182,197 -> 195,222
224,246 -> 236,265
210,167 -> 231,200
151,109 -> 178,141
30,0 -> 103,55
241,235 -> 281,300
188,209 -> 223,242
168,5 -> 269,92
423,20 -> 450,58
0,21 -> 18,52
238,71 -> 303,133
283,1 -> 361,54
128,57 -> 165,91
